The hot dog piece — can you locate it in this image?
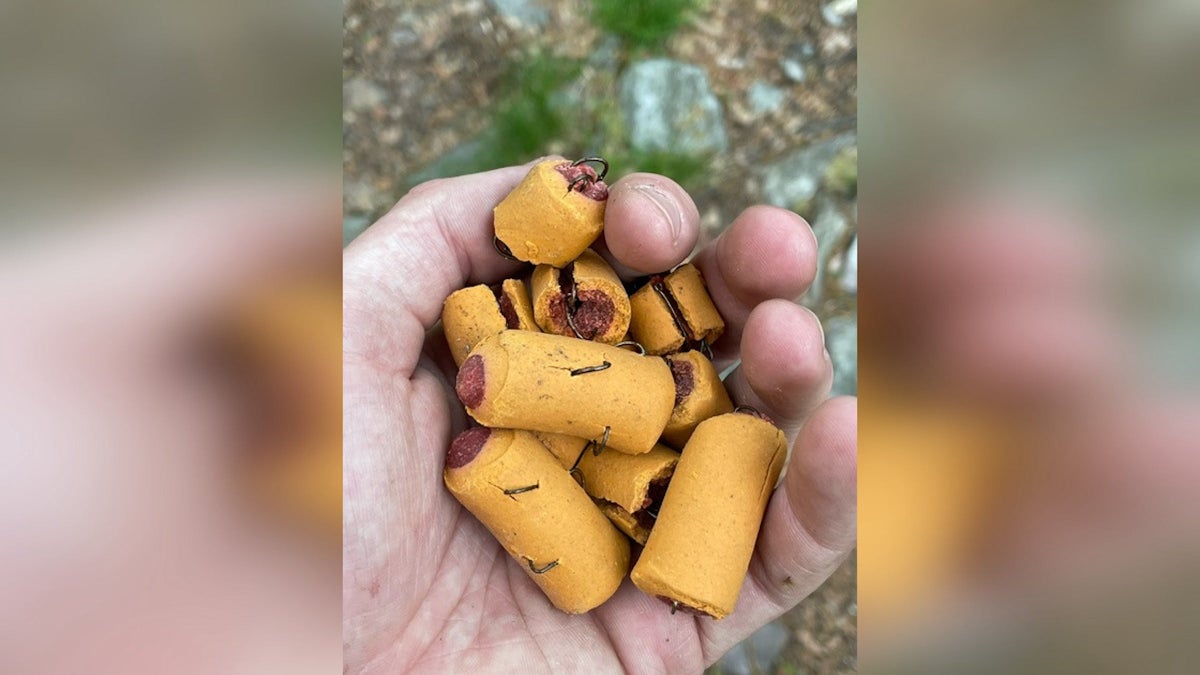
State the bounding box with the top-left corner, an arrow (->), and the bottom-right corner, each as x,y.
456,331 -> 674,455
530,249 -> 631,344
494,159 -> 608,267
441,281 -> 539,367
444,427 -> 629,614
661,351 -> 734,450
631,412 -> 787,619
536,432 -> 679,544
628,263 -> 725,355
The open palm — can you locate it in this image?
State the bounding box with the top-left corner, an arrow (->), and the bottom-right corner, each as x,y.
343,160 -> 857,673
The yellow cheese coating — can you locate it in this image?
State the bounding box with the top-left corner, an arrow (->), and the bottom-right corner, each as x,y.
530,249 -> 631,344
493,160 -> 606,267
441,281 -> 539,367
462,331 -> 674,455
661,351 -> 734,449
444,429 -> 629,613
631,413 -> 786,619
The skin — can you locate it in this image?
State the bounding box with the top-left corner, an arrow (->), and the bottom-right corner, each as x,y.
343,158 -> 856,673
860,199 -> 1200,657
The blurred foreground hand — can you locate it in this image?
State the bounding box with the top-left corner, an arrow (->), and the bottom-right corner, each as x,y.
860,197 -> 1200,669
0,178 -> 342,674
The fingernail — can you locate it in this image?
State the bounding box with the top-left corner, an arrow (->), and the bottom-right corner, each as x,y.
801,306 -> 827,348
630,183 -> 683,245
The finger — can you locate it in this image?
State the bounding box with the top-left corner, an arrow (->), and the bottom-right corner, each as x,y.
863,200 -> 1104,362
722,299 -> 833,440
343,159 -> 548,373
700,396 -> 857,663
924,297 -> 1128,408
600,173 -> 700,278
2,177 -> 338,334
692,206 -> 818,363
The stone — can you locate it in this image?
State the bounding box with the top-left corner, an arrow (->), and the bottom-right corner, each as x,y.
489,0 -> 548,27
824,314 -> 858,397
780,57 -> 807,83
619,59 -> 728,156
803,197 -> 854,304
344,77 -> 387,113
344,179 -> 379,214
760,133 -> 856,210
822,0 -> 858,26
840,235 -> 857,294
343,214 -> 370,247
747,80 -> 786,115
822,30 -> 854,57
712,621 -> 790,675
588,35 -> 621,72
389,27 -> 419,48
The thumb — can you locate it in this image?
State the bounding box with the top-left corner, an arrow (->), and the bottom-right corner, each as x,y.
343,160 -> 548,374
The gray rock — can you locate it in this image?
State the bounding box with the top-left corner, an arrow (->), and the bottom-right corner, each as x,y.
760,133 -> 856,210
840,235 -> 857,294
789,41 -> 817,61
824,314 -> 858,396
344,179 -> 379,214
343,214 -> 370,247
489,0 -> 548,27
344,77 -> 387,112
389,27 -> 419,47
713,622 -> 790,675
780,57 -> 807,83
588,35 -> 621,71
822,0 -> 858,26
747,80 -> 786,115
822,30 -> 854,58
619,59 -> 728,156
803,197 -> 854,304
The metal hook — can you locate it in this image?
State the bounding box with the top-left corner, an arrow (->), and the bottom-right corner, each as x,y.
588,426 -> 611,456
566,173 -> 591,195
525,558 -> 560,575
699,338 -> 714,361
652,280 -> 690,343
503,483 -> 540,497
563,273 -> 585,339
734,405 -> 762,417
570,156 -> 609,181
615,340 -> 646,355
670,600 -> 680,615
564,304 -> 585,339
493,236 -> 520,262
568,444 -> 588,488
570,360 -> 611,376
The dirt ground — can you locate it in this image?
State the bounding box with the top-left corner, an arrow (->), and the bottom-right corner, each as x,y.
344,1 -> 856,671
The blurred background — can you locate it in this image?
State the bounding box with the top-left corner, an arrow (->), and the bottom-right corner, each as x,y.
0,0 -> 342,673
860,0 -> 1200,672
343,0 -> 858,672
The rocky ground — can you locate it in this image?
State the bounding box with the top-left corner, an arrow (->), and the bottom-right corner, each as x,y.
344,0 -> 856,671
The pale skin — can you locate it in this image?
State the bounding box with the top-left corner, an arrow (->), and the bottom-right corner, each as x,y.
343,159 -> 858,673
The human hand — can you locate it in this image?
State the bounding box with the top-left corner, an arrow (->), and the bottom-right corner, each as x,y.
342,159 -> 857,673
0,181 -> 341,674
861,199 -> 1200,662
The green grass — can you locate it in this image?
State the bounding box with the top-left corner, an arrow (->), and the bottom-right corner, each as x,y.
825,146 -> 858,199
410,43 -> 712,194
617,149 -> 708,188
592,0 -> 701,51
488,51 -> 585,167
